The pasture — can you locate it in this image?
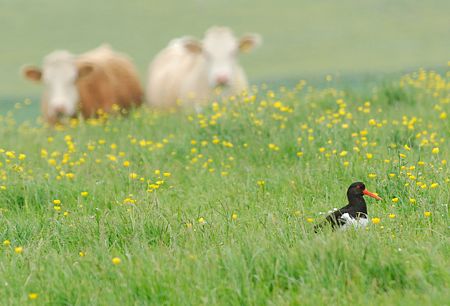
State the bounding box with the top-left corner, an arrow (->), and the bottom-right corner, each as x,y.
1,67 -> 449,305
1,0 -> 449,305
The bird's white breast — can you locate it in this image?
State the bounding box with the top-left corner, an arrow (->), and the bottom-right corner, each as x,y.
339,213 -> 368,230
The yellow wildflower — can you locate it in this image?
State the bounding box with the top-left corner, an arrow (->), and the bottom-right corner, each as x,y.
339,150 -> 348,157
5,151 -> 15,159
112,257 -> 121,265
268,143 -> 279,151
28,293 -> 38,300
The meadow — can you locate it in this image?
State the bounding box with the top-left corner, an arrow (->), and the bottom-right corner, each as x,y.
1,0 -> 450,305
0,66 -> 449,305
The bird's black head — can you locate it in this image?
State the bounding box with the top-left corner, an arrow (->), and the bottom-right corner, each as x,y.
347,181 -> 382,202
347,182 -> 366,199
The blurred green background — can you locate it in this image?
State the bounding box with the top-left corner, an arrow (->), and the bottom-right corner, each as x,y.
1,0 -> 449,102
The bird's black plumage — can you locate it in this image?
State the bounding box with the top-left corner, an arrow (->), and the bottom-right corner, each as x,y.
314,182 -> 373,232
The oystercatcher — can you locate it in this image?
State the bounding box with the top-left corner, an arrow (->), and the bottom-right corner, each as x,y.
314,182 -> 382,232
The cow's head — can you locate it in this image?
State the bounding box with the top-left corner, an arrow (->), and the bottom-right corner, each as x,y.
23,50 -> 93,120
182,27 -> 261,88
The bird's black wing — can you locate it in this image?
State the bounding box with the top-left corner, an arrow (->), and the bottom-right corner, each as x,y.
314,204 -> 352,232
325,208 -> 348,228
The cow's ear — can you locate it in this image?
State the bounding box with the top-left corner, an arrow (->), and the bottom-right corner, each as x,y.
183,38 -> 203,54
78,63 -> 94,79
23,66 -> 42,82
239,34 -> 262,53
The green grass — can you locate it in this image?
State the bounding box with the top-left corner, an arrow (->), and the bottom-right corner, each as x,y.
1,0 -> 450,99
0,67 -> 449,305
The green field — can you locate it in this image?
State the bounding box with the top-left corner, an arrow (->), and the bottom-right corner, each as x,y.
0,67 -> 449,304
1,1 -> 450,305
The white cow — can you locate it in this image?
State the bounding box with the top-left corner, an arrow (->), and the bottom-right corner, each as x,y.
146,26 -> 261,109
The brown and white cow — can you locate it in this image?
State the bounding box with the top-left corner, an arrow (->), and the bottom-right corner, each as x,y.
23,45 -> 143,124
146,26 -> 261,109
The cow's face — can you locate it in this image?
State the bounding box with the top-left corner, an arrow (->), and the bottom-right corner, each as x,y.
183,27 -> 261,88
23,51 -> 93,120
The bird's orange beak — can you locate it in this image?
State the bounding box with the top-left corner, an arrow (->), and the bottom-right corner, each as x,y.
363,189 -> 382,200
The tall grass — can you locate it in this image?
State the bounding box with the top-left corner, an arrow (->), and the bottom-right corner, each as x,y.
0,68 -> 448,305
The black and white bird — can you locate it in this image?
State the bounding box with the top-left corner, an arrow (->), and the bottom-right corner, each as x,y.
314,182 -> 382,232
